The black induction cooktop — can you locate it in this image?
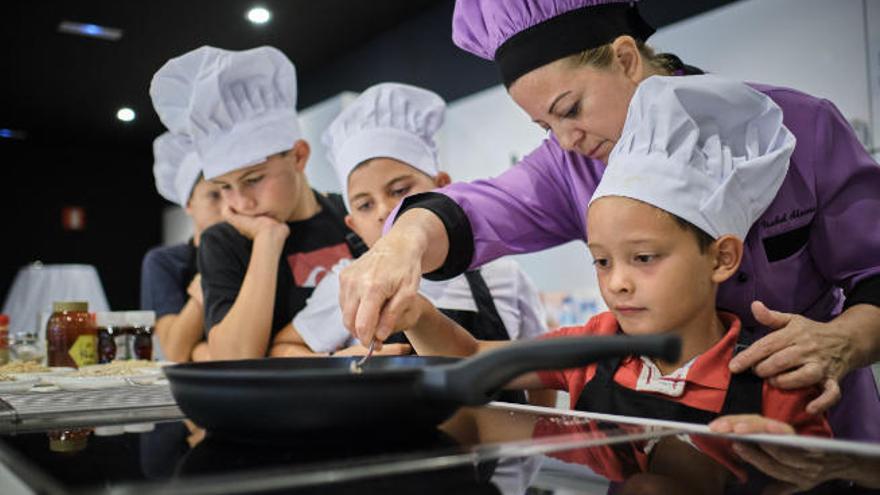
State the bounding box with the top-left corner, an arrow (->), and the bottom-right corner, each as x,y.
1,403 -> 879,495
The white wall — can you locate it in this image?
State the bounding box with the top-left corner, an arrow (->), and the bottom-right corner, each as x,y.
650,0 -> 873,142
162,205 -> 190,246
299,92 -> 357,194
868,0 -> 880,156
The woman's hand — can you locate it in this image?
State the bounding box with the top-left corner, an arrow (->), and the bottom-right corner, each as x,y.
731,441 -> 859,495
339,229 -> 426,345
729,301 -> 853,414
222,205 -> 290,243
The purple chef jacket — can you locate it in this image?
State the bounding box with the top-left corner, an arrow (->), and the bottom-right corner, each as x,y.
393,80 -> 880,441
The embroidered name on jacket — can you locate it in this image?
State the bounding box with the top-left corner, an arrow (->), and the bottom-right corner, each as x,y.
287,243 -> 351,287
760,206 -> 816,229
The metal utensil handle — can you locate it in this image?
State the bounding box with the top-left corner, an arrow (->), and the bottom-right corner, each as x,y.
349,339 -> 377,373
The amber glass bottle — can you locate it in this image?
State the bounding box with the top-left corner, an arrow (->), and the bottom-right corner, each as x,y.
46,302 -> 97,368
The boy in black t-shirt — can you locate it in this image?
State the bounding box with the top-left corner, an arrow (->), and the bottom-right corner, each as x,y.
151,45 -> 357,359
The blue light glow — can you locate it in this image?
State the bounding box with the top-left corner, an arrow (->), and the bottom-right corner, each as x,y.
82,24 -> 104,36
57,21 -> 123,41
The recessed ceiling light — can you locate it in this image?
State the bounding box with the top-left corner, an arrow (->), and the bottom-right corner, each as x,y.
247,7 -> 271,24
58,20 -> 123,41
116,108 -> 136,122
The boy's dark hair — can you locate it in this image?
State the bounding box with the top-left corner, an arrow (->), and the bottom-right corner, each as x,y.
670,214 -> 715,253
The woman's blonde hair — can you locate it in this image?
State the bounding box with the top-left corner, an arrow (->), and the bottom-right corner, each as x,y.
566,38 -> 679,75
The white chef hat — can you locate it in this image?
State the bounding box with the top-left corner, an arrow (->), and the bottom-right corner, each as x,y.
321,82 -> 445,209
591,74 -> 795,240
152,132 -> 203,207
149,45 -> 302,180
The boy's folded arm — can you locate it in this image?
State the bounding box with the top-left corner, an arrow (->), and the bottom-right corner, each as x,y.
402,294 -> 497,357
207,231 -> 287,359
400,295 -> 546,389
269,323 -> 329,357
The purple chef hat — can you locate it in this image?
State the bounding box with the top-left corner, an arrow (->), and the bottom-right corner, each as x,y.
452,0 -> 654,86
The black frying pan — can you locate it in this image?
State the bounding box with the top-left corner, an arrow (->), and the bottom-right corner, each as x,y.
164,334 -> 680,437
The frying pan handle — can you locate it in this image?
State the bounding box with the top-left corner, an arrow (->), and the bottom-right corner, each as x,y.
429,334 -> 680,406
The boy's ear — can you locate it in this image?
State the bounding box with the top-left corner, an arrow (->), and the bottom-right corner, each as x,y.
710,235 -> 744,284
290,139 -> 311,172
433,171 -> 451,188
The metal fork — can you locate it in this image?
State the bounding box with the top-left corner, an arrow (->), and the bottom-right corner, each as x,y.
349,338 -> 377,373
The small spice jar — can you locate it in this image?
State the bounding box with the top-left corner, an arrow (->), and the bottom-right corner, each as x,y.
95,311 -> 125,363
9,332 -> 42,363
124,311 -> 155,361
46,302 -> 97,368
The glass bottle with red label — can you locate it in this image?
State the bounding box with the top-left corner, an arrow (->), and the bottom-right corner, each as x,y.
46,301 -> 97,368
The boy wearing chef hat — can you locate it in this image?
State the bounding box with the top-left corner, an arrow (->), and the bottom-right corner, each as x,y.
141,132 -> 221,363
385,75 -> 832,436
271,83 -> 549,382
150,46 -> 361,360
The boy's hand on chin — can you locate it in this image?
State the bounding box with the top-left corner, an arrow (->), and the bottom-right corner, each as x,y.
187,274 -> 204,306
708,414 -> 794,435
223,205 -> 290,241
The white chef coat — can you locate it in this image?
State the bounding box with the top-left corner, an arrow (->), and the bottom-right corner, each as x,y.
293,258 -> 548,353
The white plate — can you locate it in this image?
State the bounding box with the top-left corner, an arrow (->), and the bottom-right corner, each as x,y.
11,367 -> 76,383
0,377 -> 40,393
52,375 -> 129,390
78,361 -> 169,377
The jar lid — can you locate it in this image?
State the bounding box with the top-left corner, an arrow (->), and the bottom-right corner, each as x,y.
52,301 -> 89,312
124,310 -> 156,327
95,311 -> 125,327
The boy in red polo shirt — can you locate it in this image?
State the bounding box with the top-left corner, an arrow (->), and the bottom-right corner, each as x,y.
389,76 -> 831,437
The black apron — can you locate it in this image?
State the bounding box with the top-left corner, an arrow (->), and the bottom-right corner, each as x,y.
434,270 -> 528,404
575,325 -> 763,420
324,191 -> 521,402
323,190 -> 509,343
577,326 -> 767,493
386,269 -> 526,404
385,269 -> 511,344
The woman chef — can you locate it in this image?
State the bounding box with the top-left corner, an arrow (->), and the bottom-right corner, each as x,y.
338,0 -> 880,441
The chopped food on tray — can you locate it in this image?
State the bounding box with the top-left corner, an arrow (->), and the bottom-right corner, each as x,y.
0,361 -> 51,374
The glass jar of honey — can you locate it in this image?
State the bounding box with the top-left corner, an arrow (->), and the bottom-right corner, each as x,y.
46,301 -> 97,368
